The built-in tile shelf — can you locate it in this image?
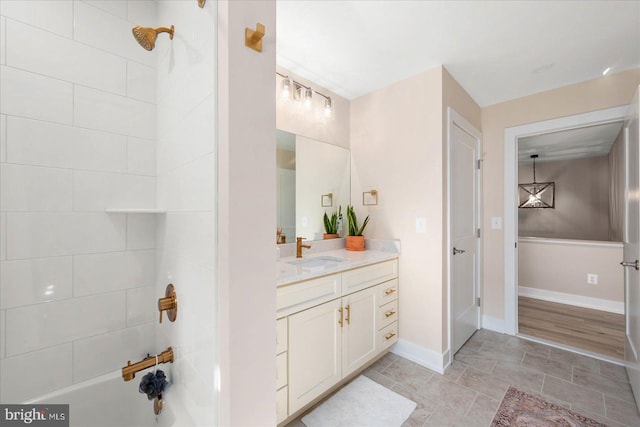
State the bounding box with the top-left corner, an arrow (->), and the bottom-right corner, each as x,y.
104,209 -> 166,214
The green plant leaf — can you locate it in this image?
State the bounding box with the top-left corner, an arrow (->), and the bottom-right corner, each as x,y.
346,205 -> 369,236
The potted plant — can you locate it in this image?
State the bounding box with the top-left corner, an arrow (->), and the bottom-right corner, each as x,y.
323,206 -> 342,239
346,205 -> 369,251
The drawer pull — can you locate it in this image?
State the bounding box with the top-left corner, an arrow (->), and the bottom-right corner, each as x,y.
384,332 -> 396,340
345,305 -> 351,325
384,288 -> 397,295
384,310 -> 396,318
338,307 -> 343,327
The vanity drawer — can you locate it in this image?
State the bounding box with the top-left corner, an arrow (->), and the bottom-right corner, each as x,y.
378,322 -> 398,351
342,259 -> 398,295
378,300 -> 398,330
276,386 -> 288,423
276,352 -> 288,389
377,278 -> 398,306
277,273 -> 341,316
276,318 -> 288,354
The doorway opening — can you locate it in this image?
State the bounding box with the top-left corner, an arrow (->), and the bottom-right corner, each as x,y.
503,105 -> 629,360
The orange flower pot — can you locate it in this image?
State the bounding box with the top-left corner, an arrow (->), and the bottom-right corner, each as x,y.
323,233 -> 340,239
346,235 -> 365,251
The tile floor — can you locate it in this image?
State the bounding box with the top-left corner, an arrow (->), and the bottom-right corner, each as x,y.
286,329 -> 640,427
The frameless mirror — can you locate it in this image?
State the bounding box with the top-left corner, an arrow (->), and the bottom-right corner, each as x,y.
276,129 -> 350,242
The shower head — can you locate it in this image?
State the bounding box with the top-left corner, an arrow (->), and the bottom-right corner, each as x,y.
132,25 -> 174,51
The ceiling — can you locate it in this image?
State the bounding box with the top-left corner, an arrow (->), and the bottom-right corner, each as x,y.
276,1 -> 640,106
518,121 -> 624,163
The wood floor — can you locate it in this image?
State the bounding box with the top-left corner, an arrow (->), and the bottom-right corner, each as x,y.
518,296 -> 625,359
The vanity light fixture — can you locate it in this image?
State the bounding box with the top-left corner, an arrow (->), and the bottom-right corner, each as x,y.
276,71 -> 332,114
518,154 -> 555,208
363,189 -> 378,206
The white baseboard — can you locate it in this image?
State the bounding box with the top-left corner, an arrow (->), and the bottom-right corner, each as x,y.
390,339 -> 446,374
519,286 -> 624,314
482,315 -> 507,334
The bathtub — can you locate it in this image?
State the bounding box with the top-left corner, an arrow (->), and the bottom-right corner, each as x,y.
28,370 -> 160,427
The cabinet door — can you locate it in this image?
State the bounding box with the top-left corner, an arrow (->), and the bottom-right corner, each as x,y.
342,286 -> 378,376
288,299 -> 342,414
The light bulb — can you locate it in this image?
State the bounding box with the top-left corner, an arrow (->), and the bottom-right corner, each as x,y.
281,78 -> 292,99
324,97 -> 332,116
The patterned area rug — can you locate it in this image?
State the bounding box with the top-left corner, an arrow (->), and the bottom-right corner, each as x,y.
492,387 -> 605,427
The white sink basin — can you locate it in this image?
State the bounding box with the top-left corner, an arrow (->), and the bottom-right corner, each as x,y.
287,256 -> 347,269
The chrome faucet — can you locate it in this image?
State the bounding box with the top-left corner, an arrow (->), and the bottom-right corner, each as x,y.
296,237 -> 311,258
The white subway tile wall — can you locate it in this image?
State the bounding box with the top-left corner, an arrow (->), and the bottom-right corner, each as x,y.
0,213 -> 6,261
0,257 -> 73,309
0,1 -> 73,38
0,65 -> 74,124
0,115 -> 6,163
6,116 -> 128,172
153,1 -> 216,422
126,137 -> 156,176
73,323 -> 154,383
126,214 -> 157,250
126,286 -> 156,327
0,17 -> 6,65
0,343 -> 73,403
0,0 -> 157,402
0,310 -> 5,358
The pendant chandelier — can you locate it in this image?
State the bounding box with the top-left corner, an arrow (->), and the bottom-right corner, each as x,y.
518,154 -> 555,209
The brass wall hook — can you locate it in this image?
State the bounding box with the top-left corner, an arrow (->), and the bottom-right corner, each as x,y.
245,22 -> 265,52
158,284 -> 177,323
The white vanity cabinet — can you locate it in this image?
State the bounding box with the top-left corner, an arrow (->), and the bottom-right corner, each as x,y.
288,298 -> 343,414
278,258 -> 399,421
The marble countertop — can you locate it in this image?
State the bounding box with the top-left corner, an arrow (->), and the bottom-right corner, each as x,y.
277,246 -> 399,286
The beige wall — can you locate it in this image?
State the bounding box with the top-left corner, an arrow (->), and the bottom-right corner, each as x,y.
217,1 -> 276,425
519,238 -> 623,303
276,67 -> 350,148
481,68 -> 640,320
518,156 -> 610,241
351,66 -> 480,357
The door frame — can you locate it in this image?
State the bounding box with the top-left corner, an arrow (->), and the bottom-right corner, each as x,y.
447,107 -> 483,362
503,105 -> 629,335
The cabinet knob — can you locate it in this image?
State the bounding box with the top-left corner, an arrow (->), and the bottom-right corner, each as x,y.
384,310 -> 396,318
384,332 -> 396,340
384,288 -> 396,295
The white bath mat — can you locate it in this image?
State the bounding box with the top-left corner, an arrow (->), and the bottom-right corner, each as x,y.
301,375 -> 416,427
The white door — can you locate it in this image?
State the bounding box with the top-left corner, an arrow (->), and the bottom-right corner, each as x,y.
450,111 -> 481,354
624,86 -> 640,409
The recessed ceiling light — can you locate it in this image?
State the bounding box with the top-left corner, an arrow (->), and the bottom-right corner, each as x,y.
602,67 -> 611,76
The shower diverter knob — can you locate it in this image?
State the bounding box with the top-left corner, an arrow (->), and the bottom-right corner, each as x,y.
158,284 -> 177,323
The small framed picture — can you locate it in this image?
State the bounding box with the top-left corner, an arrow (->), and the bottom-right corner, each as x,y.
363,190 -> 378,206
321,193 -> 333,207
